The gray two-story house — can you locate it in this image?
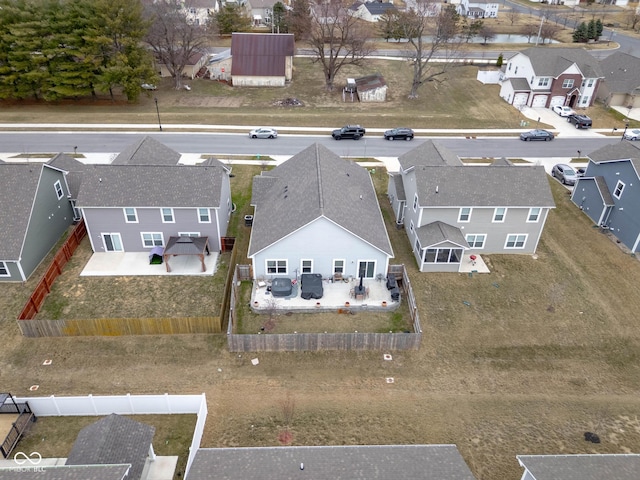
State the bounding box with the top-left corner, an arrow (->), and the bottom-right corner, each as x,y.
388,141 -> 555,272
571,141 -> 640,252
76,163 -> 232,254
0,162 -> 76,282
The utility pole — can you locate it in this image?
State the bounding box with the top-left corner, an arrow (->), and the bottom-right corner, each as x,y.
535,16 -> 545,46
154,97 -> 162,132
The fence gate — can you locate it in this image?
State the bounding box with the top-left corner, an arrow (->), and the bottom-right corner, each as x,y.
220,237 -> 235,252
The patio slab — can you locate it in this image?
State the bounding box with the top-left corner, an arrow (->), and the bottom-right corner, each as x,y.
80,252 -> 219,276
251,276 -> 398,311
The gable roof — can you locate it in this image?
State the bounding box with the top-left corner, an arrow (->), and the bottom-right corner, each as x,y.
517,454 -> 640,480
519,47 -> 604,79
399,142 -> 553,208
416,221 -> 469,249
231,33 -> 295,77
587,140 -> 640,166
0,465 -> 130,480
65,414 -> 154,480
578,176 -> 615,206
75,164 -> 226,208
363,1 -> 396,14
248,143 -> 393,257
0,164 -> 53,260
47,153 -> 87,198
355,73 -> 386,92
599,52 -> 640,95
188,445 -> 476,480
398,140 -> 463,171
112,136 -> 181,166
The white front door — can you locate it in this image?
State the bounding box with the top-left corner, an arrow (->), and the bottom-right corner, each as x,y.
102,233 -> 123,252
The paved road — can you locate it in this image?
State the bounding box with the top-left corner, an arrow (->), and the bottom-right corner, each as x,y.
0,132 -> 622,159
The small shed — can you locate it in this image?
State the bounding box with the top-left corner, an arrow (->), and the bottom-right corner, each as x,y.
355,74 -> 388,102
163,235 -> 210,272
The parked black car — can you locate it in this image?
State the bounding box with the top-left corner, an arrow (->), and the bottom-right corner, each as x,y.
519,129 -> 554,141
384,127 -> 414,141
332,125 -> 366,140
567,114 -> 592,129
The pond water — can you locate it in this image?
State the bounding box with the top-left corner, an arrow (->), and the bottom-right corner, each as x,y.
411,34 -> 559,44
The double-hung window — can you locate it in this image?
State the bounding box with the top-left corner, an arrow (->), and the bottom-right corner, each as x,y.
124,208 -> 138,223
466,234 -> 486,249
141,232 -> 164,247
161,208 -> 174,223
0,261 -> 9,277
505,234 -> 527,249
198,208 -> 210,223
459,207 -> 471,222
613,181 -> 625,199
527,208 -> 541,222
54,180 -> 64,200
562,79 -> 574,89
493,208 -> 506,222
267,260 -> 287,274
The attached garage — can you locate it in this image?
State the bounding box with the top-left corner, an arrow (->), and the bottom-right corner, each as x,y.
513,93 -> 528,107
531,94 -> 548,107
549,96 -> 565,107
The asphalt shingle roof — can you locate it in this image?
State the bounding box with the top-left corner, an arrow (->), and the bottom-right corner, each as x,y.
112,136 -> 181,166
587,141 -> 640,164
519,47 -> 604,79
248,143 -> 393,257
399,141 -> 553,208
0,164 -> 47,259
75,164 -> 225,208
188,445 -> 477,480
416,221 -> 469,249
0,465 -> 130,480
65,414 -> 154,480
363,2 -> 396,15
599,52 -> 640,95
517,454 -> 640,480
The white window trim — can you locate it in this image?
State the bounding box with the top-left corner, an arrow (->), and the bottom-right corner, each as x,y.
0,261 -> 10,277
141,232 -> 164,248
54,180 -> 64,200
161,208 -> 175,223
505,234 -> 528,249
333,259 -> 345,275
493,207 -> 506,223
459,207 -> 472,223
613,180 -> 625,199
266,259 -> 288,275
527,207 -> 541,223
357,260 -> 377,279
412,193 -> 418,211
198,208 -> 211,223
178,232 -> 200,237
466,234 -> 486,249
123,207 -> 138,223
301,259 -> 313,274
562,79 -> 574,89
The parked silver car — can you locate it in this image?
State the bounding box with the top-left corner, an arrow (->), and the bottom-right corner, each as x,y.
623,129 -> 640,141
249,127 -> 278,139
551,164 -> 577,186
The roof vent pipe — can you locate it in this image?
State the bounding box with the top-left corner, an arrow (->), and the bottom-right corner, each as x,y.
436,185 -> 439,194
300,463 -> 304,470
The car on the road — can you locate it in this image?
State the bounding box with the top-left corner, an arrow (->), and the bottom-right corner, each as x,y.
520,129 -> 554,141
552,163 -> 578,185
623,128 -> 640,141
141,83 -> 157,90
552,105 -> 575,117
567,114 -> 592,129
384,127 -> 414,141
332,125 -> 365,140
249,127 -> 278,139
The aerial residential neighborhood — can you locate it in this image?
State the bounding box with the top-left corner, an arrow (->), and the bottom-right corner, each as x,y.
2,0 -> 640,479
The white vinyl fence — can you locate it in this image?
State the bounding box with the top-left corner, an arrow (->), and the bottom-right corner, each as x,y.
13,393 -> 207,477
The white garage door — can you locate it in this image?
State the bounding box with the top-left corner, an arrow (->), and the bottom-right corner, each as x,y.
549,96 -> 565,107
513,93 -> 528,107
531,94 -> 548,107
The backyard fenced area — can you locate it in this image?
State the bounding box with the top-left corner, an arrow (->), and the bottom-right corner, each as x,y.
226,265 -> 422,352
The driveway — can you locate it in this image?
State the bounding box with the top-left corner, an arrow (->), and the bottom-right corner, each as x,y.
520,107 -> 602,138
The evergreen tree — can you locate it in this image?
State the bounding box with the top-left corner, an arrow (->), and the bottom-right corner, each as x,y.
214,3 -> 252,35
595,18 -> 603,38
496,53 -> 503,68
587,19 -> 597,40
573,22 -> 588,42
288,0 -> 311,41
378,9 -> 401,42
272,2 -> 288,33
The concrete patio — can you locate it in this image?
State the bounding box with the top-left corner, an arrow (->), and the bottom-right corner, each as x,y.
80,251 -> 219,276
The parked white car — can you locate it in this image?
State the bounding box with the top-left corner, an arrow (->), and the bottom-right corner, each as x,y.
623,128 -> 640,141
552,105 -> 575,117
249,127 -> 278,139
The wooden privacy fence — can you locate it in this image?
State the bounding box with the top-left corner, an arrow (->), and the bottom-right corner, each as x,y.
18,220 -> 87,320
227,264 -> 422,352
18,316 -> 221,337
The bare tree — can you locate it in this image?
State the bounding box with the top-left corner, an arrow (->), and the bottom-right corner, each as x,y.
506,9 -> 519,26
304,0 -> 375,91
520,22 -> 540,43
144,0 -> 210,89
478,24 -> 496,44
394,1 -> 464,99
625,8 -> 640,31
540,22 -> 562,43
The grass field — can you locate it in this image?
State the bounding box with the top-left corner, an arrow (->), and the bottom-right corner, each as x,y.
3,163 -> 640,480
